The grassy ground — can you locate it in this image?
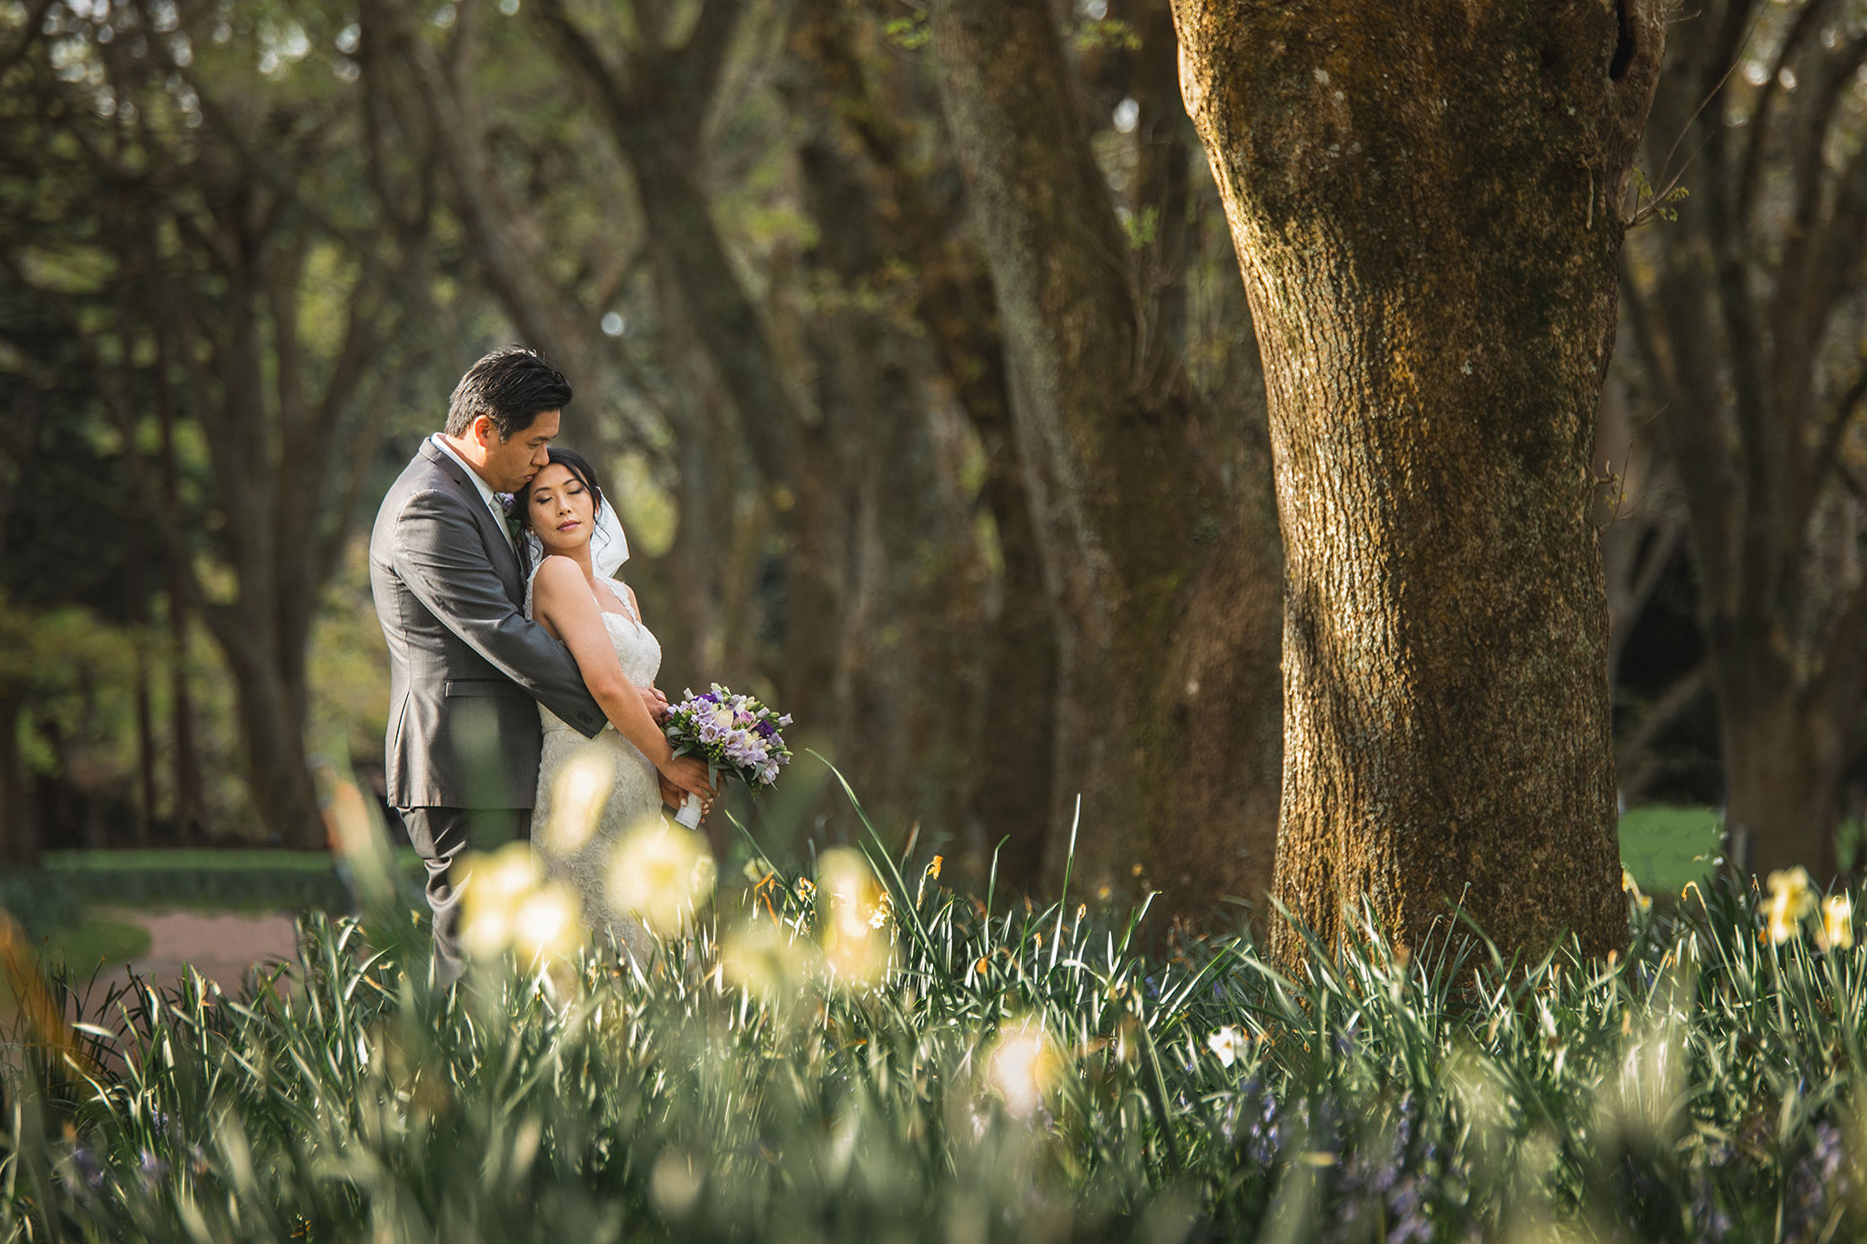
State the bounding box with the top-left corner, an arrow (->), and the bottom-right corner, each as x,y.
38,918 -> 152,975
4,820 -> 1861,1244
1617,805 -> 1725,895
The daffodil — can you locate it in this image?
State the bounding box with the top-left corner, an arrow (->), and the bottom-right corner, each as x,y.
817,848 -> 895,987
1765,867 -> 1816,944
540,748 -> 616,857
511,880 -> 581,966
459,843 -> 546,959
1207,1025 -> 1244,1069
1819,893 -> 1854,951
987,1018 -> 1064,1118
1621,870 -> 1652,911
720,919 -> 821,1003
606,818 -> 717,935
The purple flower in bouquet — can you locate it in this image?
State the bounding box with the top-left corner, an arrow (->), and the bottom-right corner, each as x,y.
664,685 -> 793,827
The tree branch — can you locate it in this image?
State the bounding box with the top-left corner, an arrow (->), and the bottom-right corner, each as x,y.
1806,365 -> 1867,508
528,0 -> 637,133
673,0 -> 746,108
1732,0 -> 1835,224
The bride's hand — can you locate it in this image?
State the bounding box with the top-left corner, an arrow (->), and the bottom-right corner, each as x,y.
638,684 -> 671,724
658,755 -> 718,810
657,771 -> 690,816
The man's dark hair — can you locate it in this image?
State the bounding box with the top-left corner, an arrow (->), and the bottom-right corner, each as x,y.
445,347 -> 572,439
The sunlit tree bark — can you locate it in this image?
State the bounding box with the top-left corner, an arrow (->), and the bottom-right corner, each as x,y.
1175,0 -> 1665,958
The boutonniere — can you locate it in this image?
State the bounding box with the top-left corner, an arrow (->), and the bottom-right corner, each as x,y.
496,493 -> 522,546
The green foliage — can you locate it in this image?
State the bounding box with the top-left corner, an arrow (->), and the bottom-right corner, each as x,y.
883,13 -> 931,51
1071,19 -> 1141,54
4,826 -> 1864,1242
1627,168 -> 1691,227
1121,205 -> 1160,251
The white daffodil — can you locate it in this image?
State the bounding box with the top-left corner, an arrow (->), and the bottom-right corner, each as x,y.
1207,1025 -> 1245,1069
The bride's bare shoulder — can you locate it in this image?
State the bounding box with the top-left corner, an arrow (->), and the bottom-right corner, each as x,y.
531,555 -> 586,597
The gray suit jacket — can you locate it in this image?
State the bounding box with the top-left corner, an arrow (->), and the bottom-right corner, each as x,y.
369,440 -> 605,810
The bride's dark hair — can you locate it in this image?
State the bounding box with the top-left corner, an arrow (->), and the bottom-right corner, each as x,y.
514,447 -> 605,527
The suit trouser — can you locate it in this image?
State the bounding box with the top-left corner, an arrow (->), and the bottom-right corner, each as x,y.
398,806 -> 531,986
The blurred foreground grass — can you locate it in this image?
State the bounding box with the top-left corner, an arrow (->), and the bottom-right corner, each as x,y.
3,791 -> 1864,1244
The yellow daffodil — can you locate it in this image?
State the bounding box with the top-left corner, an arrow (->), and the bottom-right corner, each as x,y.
511,881 -> 581,966
1620,869 -> 1653,912
817,848 -> 895,988
720,919 -> 821,1003
459,843 -> 546,959
606,818 -> 717,936
1819,893 -> 1854,951
1765,867 -> 1816,944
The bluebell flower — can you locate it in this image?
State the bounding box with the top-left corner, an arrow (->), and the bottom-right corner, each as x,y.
67,1145 -> 104,1191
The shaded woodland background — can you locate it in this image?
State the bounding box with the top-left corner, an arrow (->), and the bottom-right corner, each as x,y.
1,0 -> 1865,918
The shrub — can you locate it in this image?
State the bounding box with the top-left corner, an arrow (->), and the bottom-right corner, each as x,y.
0,869 -> 82,940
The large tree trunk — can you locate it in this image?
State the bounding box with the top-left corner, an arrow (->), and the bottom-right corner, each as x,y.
1176,1 -> 1665,960
931,0 -> 1283,921
154,324 -> 204,846
1719,667 -> 1854,880
224,645 -> 323,852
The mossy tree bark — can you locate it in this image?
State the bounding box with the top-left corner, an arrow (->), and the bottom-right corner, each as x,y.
1175,1 -> 1665,960
931,0 -> 1284,921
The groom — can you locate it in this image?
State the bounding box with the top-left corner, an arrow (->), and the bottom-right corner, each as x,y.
370,347 -> 644,984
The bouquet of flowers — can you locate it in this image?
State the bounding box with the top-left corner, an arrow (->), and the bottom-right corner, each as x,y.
665,684 -> 793,828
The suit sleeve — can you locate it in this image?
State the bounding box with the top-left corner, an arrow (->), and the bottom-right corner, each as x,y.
391,488 -> 607,739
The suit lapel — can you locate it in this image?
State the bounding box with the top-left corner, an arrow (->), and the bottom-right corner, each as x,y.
420,440 -> 525,605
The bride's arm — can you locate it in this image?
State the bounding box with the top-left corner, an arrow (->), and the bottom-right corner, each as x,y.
531,558 -> 716,803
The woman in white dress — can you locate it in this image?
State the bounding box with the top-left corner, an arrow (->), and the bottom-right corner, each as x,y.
518,448 -> 716,945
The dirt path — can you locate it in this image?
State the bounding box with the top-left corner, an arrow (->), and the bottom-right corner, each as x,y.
5,911 -> 303,1071
119,909 -> 302,991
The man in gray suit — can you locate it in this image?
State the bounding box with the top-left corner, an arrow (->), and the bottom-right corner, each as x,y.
369,347 -> 625,983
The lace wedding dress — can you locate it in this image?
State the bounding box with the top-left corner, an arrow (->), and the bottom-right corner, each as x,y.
526,567 -> 661,961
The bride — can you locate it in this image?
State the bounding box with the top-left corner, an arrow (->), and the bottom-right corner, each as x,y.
517,447 -> 716,947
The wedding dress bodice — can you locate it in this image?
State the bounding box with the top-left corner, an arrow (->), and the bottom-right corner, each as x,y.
524,565 -> 661,961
